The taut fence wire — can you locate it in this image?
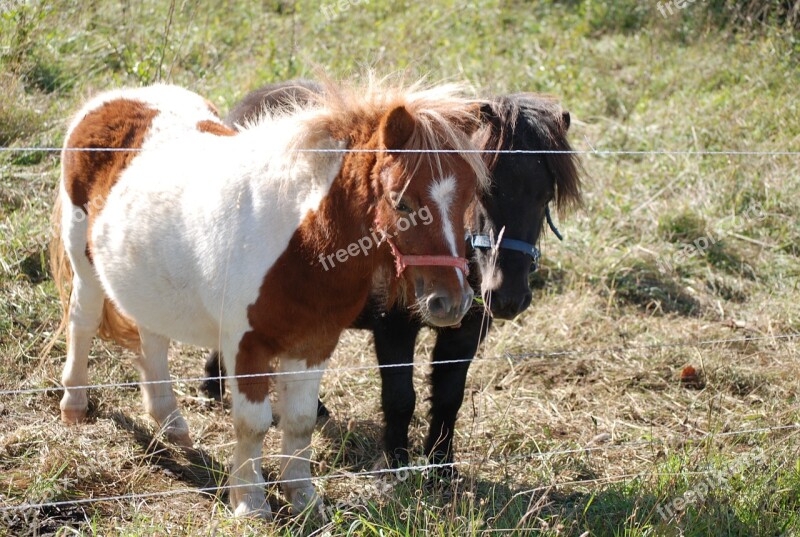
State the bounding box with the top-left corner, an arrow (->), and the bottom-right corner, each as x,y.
1,333 -> 797,397
2,422 -> 798,513
1,146 -> 800,156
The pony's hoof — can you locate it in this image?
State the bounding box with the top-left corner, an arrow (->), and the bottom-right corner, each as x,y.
199,378 -> 223,402
160,414 -> 193,448
167,429 -> 193,449
424,465 -> 462,500
286,485 -> 321,515
60,394 -> 88,424
231,490 -> 272,519
233,501 -> 272,520
60,406 -> 87,424
60,392 -> 88,424
317,399 -> 330,419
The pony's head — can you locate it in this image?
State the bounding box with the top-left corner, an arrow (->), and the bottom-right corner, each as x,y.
373,105 -> 487,326
471,94 -> 582,319
320,77 -> 489,327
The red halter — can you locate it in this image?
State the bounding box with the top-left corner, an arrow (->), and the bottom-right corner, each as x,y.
383,235 -> 470,278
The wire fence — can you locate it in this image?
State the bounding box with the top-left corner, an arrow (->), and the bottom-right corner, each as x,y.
1,332 -> 797,396
0,331 -> 798,512
1,142 -> 798,517
2,421 -> 797,513
1,146 -> 800,155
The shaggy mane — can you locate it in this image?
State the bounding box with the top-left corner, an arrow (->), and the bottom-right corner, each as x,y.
484,93 -> 583,212
245,74 -> 491,191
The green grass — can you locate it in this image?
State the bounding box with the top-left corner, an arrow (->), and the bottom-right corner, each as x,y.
1,1 -> 799,535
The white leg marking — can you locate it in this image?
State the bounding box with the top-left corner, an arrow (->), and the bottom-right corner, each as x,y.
276,357 -> 327,515
60,277 -> 104,423
428,175 -> 465,287
222,338 -> 273,519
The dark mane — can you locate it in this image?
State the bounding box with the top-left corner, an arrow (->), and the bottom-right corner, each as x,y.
483,94 -> 583,212
226,79 -> 323,128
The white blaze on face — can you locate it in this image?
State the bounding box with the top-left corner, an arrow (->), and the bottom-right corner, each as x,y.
428,175 -> 464,286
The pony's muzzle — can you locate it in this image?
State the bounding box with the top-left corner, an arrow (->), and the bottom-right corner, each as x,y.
491,289 -> 532,320
424,286 -> 474,327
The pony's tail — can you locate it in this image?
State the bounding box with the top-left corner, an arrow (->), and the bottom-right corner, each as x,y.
98,300 -> 141,352
41,192 -> 70,359
42,190 -> 142,358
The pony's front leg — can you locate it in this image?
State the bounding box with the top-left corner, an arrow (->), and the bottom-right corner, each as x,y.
372,306 -> 422,467
275,355 -> 329,515
132,328 -> 191,448
223,335 -> 273,519
424,309 -> 490,475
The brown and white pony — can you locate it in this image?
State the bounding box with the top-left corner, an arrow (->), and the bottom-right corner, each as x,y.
49,80 -> 488,518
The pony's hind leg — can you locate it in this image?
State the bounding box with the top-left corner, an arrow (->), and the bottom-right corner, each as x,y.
60,276 -> 105,423
200,350 -> 225,401
276,356 -> 328,515
131,328 -> 191,448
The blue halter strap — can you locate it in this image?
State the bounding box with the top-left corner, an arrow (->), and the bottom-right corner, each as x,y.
466,206 -> 563,273
467,233 -> 542,273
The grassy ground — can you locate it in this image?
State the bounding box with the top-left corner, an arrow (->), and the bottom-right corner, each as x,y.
1,1 -> 799,535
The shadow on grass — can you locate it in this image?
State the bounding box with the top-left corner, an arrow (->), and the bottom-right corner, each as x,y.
110,411 -> 321,522
541,483 -> 788,537
110,411 -> 227,490
112,411 -> 299,520
316,414 -> 385,471
345,478 -> 786,535
608,261 -> 701,316
308,415 -> 791,535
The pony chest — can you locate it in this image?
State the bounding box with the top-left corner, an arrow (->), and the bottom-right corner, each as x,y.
243,236 -> 374,347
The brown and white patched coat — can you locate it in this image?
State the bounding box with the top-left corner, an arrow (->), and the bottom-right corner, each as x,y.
52,80 -> 487,518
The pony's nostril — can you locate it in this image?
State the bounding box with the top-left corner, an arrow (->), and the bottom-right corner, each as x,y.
426,289 -> 472,323
491,291 -> 532,320
494,296 -> 510,314
427,295 -> 450,317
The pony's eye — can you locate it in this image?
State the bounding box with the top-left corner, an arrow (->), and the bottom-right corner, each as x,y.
388,192 -> 412,213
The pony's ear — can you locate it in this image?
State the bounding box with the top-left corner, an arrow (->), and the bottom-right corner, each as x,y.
379,105 -> 416,150
561,110 -> 571,131
479,102 -> 494,122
